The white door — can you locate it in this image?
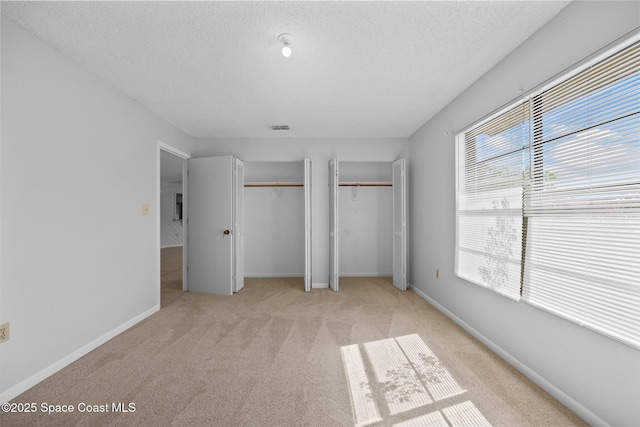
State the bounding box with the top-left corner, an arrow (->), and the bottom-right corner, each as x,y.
329,158 -> 339,291
188,156 -> 234,295
304,158 -> 312,292
234,158 -> 245,292
392,158 -> 407,291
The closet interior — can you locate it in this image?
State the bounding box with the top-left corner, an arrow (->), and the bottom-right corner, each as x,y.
244,159 -> 312,291
340,161 -> 393,277
329,159 -> 406,291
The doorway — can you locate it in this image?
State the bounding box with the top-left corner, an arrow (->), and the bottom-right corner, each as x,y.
158,142 -> 190,306
244,160 -> 312,292
243,159 -> 312,292
329,159 -> 407,292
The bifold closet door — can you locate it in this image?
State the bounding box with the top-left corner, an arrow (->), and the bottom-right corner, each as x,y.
392,158 -> 407,291
234,158 -> 245,292
304,158 -> 312,292
329,158 -> 339,291
188,156 -> 234,295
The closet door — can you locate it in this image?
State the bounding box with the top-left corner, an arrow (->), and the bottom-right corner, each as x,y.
234,158 -> 245,292
304,158 -> 312,292
329,158 -> 339,291
392,158 -> 407,291
188,156 -> 234,295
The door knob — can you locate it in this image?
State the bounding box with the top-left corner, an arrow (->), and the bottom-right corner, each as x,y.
223,229 -> 230,235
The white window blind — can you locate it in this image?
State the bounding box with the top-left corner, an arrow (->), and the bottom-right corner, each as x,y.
456,36 -> 640,349
522,41 -> 640,348
455,102 -> 529,301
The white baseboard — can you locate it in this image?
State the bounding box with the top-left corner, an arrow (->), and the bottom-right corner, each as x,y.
160,244 -> 183,249
311,278 -> 394,289
244,273 -> 304,278
0,305 -> 160,404
339,273 -> 393,277
409,286 -> 607,427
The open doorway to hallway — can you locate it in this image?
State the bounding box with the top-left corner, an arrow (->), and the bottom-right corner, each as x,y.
159,145 -> 189,307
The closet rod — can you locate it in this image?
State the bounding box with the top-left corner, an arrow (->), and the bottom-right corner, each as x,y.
339,183 -> 392,187
245,183 -> 304,188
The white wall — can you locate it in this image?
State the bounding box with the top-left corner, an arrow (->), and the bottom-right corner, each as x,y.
408,2 -> 640,426
161,182 -> 183,247
0,18 -> 193,402
191,138 -> 408,286
245,187 -> 304,277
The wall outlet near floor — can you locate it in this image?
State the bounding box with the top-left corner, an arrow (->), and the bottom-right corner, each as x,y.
436,269 -> 440,279
0,322 -> 9,343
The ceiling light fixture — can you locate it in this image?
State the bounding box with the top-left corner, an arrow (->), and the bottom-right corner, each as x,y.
278,33 -> 293,58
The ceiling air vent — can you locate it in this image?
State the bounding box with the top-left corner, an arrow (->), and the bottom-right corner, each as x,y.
271,125 -> 290,131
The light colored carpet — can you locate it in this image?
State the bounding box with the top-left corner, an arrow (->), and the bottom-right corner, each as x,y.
0,248 -> 586,426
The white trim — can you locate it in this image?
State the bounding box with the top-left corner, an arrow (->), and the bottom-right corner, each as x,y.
531,29 -> 640,100
244,273 -> 304,278
329,158 -> 339,292
158,141 -> 190,160
457,29 -> 640,136
157,141 -> 191,295
312,282 -> 329,289
304,158 -> 312,293
160,244 -> 183,249
244,181 -> 305,186
181,155 -> 188,292
339,273 -> 393,277
0,305 -> 159,404
409,286 -> 608,427
457,95 -> 529,137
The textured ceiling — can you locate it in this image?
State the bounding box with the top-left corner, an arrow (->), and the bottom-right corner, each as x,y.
2,1 -> 570,138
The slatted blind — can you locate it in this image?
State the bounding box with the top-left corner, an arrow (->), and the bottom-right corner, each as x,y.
455,102 -> 529,301
456,36 -> 640,348
522,41 -> 640,348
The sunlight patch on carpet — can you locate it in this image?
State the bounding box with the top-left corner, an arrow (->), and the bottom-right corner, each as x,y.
364,338 -> 433,415
341,333 -> 491,426
341,344 -> 383,427
442,401 -> 492,427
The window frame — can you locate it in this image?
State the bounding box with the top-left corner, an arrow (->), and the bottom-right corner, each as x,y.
455,31 -> 640,349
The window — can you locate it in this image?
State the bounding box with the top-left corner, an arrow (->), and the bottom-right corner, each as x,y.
456,37 -> 640,348
455,102 -> 529,301
522,40 -> 640,347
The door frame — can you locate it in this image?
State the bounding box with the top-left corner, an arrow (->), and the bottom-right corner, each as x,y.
392,158 -> 407,291
304,158 -> 312,292
157,141 -> 191,297
329,158 -> 339,291
233,158 -> 245,293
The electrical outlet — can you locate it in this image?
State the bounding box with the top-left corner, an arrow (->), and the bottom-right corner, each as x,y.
436,269 -> 440,279
0,322 -> 9,343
